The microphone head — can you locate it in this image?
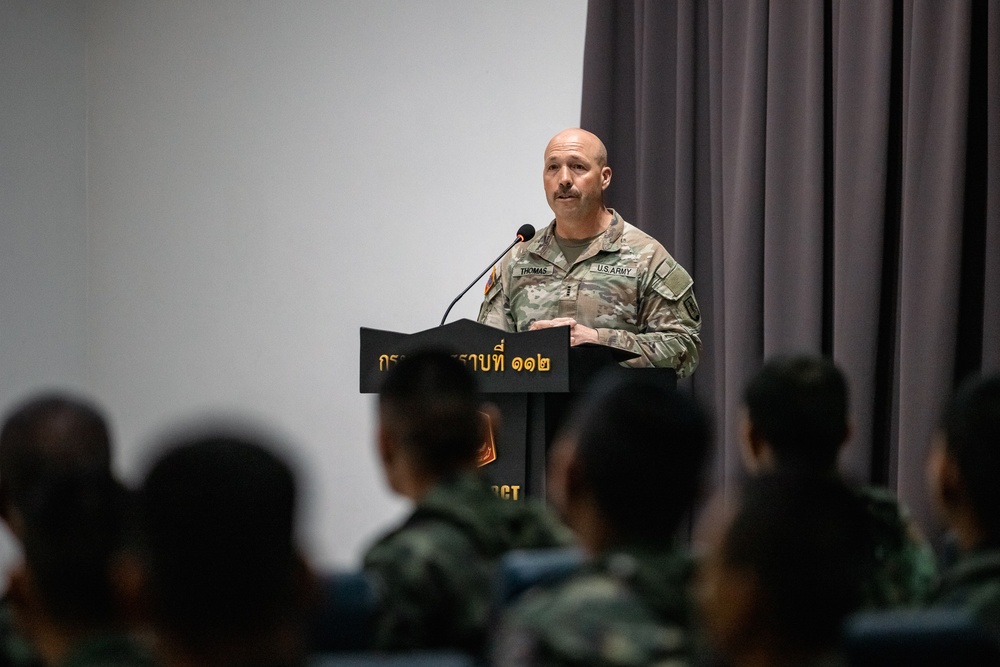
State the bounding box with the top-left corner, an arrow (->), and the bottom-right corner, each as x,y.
516,224 -> 536,242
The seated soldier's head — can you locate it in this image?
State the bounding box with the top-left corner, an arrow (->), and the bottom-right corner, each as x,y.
0,393 -> 113,536
377,349 -> 486,500
928,374 -> 1000,551
698,472 -> 874,667
547,374 -> 710,552
134,429 -> 312,667
9,470 -> 129,665
741,355 -> 850,473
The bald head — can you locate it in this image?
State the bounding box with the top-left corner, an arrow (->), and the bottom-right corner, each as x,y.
544,128 -> 608,167
543,129 -> 613,231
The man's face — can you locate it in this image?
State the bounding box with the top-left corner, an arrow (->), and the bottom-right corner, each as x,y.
542,131 -> 611,221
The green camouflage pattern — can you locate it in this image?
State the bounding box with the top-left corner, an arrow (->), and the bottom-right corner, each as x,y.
363,473 -> 574,654
856,486 -> 938,609
0,600 -> 43,667
478,211 -> 701,376
492,546 -> 695,667
930,548 -> 1000,638
60,634 -> 156,667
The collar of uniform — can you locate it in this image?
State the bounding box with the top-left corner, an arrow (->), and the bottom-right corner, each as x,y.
531,209 -> 625,263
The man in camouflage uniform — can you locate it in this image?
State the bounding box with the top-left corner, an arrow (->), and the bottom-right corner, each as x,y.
699,472 -> 876,667
363,350 -> 572,655
492,374 -> 711,666
740,356 -> 937,608
927,374 -> 1000,638
478,128 -> 701,376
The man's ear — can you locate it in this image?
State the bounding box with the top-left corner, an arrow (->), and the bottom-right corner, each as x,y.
112,552 -> 154,629
739,409 -> 767,473
377,421 -> 396,468
928,437 -> 965,515
546,437 -> 581,518
601,166 -> 612,190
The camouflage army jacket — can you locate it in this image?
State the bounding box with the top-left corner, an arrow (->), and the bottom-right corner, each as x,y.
478,211 -> 702,376
492,545 -> 695,667
362,473 -> 573,654
856,486 -> 938,608
930,547 -> 1000,638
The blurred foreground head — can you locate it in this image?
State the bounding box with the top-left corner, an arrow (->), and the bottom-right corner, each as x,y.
930,374 -> 1000,549
742,355 -> 849,472
377,349 -> 485,499
699,472 -> 874,667
0,393 -> 112,532
549,374 -> 711,551
135,428 -> 312,666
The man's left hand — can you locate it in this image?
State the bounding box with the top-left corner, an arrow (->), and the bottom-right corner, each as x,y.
528,318 -> 599,346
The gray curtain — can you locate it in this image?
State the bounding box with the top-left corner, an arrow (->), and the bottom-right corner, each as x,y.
581,0 -> 998,542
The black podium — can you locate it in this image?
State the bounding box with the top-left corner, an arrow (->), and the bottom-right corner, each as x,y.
359,319 -> 673,499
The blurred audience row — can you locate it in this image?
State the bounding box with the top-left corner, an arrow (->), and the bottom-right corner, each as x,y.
0,352 -> 998,667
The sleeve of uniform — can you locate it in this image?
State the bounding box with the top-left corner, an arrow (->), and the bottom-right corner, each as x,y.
596,254 -> 702,376
478,256 -> 516,331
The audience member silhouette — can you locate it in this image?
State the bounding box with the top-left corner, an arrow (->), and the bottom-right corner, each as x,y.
698,472 -> 874,667
0,394 -> 139,667
132,430 -> 315,667
741,355 -> 936,608
492,374 -> 710,666
927,374 -> 1000,638
363,349 -> 572,654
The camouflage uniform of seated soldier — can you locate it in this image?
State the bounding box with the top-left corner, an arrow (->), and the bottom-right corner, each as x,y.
363,350 -> 573,655
740,355 -> 937,608
492,375 -> 711,666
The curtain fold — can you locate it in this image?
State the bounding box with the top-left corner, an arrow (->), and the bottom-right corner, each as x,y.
581,0 -> 992,536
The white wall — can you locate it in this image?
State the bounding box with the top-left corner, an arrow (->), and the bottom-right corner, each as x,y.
83,0 -> 587,567
0,0 -> 87,412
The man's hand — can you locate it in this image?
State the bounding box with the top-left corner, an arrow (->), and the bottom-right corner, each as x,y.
528,318 -> 599,346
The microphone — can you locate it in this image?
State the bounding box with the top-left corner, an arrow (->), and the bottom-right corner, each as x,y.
440,224 -> 535,326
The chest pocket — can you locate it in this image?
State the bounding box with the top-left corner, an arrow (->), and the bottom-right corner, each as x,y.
579,263 -> 641,329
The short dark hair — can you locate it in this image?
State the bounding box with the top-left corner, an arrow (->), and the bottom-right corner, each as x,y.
0,393 -> 112,519
138,431 -> 299,648
378,349 -> 482,475
743,356 -> 849,470
566,374 -> 710,545
722,472 -> 873,652
20,469 -> 127,624
941,374 -> 1000,541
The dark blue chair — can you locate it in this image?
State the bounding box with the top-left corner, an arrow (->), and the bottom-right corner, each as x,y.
308,652 -> 476,667
493,546 -> 585,609
844,608 -> 1000,666
309,570 -> 380,652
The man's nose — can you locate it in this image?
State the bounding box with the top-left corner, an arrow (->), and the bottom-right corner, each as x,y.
557,166 -> 572,186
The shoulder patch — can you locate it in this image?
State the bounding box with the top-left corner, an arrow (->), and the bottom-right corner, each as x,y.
484,266 -> 497,295
653,264 -> 693,300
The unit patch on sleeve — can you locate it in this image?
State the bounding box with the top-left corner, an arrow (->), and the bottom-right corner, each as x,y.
683,295 -> 701,322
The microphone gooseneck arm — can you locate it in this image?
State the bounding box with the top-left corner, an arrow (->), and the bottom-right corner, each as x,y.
439,225 -> 535,326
